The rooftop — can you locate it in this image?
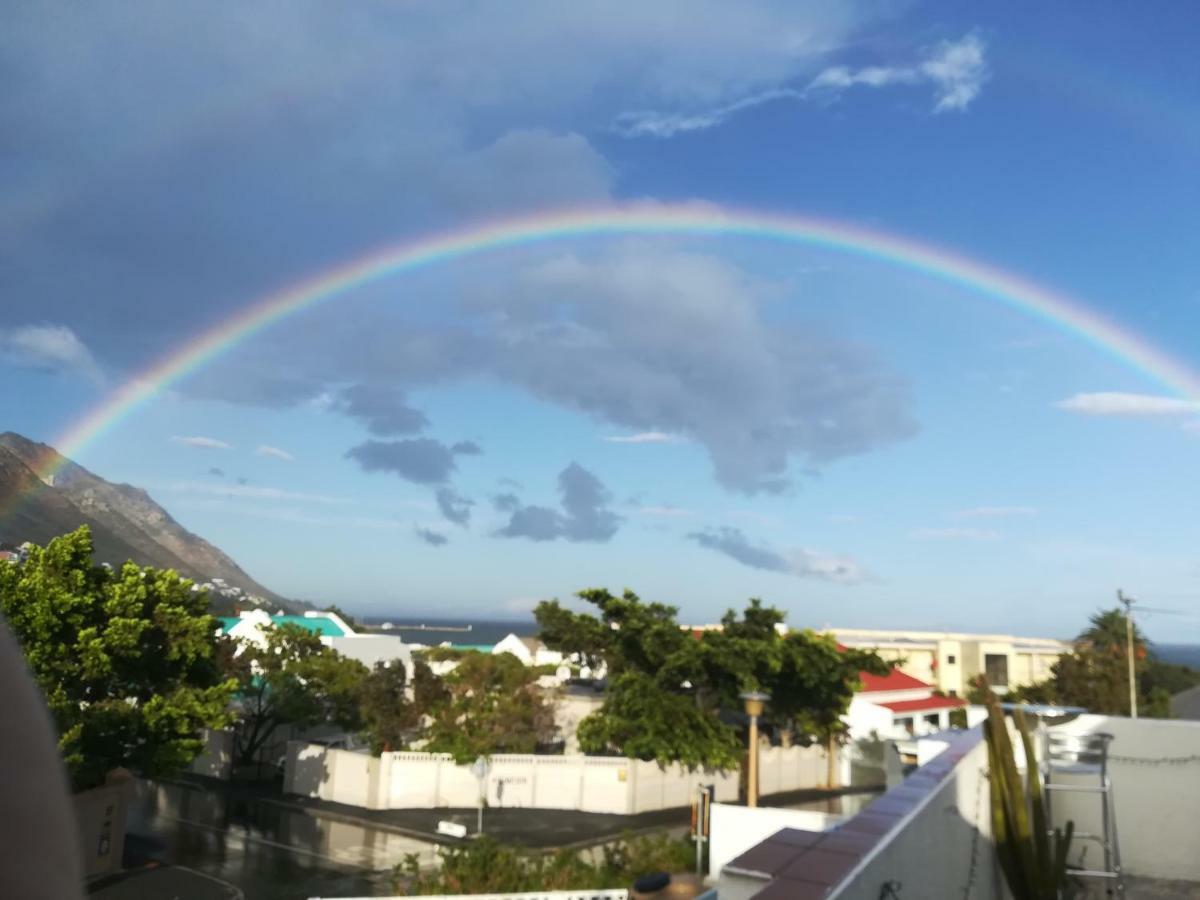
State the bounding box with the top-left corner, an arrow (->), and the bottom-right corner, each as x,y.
718,713 -> 1200,900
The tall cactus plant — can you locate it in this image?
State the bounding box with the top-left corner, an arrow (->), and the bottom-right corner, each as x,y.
983,688 -> 1074,899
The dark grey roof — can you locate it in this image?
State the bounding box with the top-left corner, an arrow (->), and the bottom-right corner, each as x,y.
1170,684 -> 1200,721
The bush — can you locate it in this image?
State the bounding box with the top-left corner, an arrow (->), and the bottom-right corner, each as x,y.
395,833 -> 695,895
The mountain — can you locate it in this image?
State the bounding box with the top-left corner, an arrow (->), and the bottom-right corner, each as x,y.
0,432 -> 292,609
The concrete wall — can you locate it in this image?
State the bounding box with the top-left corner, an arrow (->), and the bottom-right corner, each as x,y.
829,736 -> 1005,900
188,728 -> 233,780
708,803 -> 842,879
73,779 -> 132,879
288,744 -> 829,814
1048,714 -> 1200,882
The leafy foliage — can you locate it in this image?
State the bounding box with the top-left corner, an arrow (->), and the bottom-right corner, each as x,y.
536,590 -> 886,770
422,652 -> 557,763
357,661 -> 422,754
0,527 -> 235,791
220,622 -> 367,765
576,671 -> 742,769
396,833 -> 694,895
967,607 -> 1199,718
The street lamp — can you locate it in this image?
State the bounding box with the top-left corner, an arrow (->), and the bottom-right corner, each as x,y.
740,691 -> 770,808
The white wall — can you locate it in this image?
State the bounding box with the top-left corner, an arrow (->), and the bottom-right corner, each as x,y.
828,738 -> 1003,900
708,803 -> 842,879
1048,714 -> 1200,882
188,728 -> 233,780
287,744 -> 831,815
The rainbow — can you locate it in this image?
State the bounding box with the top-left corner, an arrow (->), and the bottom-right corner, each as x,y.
47,202 -> 1200,476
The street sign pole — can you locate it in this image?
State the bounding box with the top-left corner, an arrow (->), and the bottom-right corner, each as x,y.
472,757 -> 489,836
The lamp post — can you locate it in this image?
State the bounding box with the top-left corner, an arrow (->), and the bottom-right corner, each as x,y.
740,691 -> 770,808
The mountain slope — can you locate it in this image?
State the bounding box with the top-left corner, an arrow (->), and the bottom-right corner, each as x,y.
0,432 -> 289,607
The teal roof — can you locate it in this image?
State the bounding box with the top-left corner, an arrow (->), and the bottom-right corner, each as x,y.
451,644 -> 495,653
272,614 -> 346,637
217,616 -> 240,634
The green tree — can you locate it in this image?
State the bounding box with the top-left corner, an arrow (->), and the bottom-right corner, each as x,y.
221,623 -> 368,766
395,833 -> 694,895
360,657 -> 432,758
422,652 -> 556,763
537,591 -> 886,774
0,527 -> 236,791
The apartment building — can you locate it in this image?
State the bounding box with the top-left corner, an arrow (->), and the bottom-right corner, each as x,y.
826,627 -> 1070,696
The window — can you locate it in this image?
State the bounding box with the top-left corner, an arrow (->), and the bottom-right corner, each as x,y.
946,654 -> 957,665
948,689 -> 958,698
984,653 -> 1009,687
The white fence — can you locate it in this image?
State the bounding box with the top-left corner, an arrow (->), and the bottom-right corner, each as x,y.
285,743 -> 835,815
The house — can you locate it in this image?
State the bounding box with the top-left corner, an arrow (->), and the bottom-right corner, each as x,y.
826,626 -> 1069,696
492,632 -> 564,667
218,609 -> 413,678
843,665 -> 979,742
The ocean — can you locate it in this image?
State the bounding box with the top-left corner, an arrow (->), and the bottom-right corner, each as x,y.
359,616 -> 536,646
359,616 -> 1200,669
1154,644 -> 1200,669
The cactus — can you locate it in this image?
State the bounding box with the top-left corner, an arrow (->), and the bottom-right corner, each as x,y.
983,687 -> 1074,899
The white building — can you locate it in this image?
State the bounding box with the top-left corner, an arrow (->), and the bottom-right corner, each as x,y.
218,609 -> 414,679
492,633 -> 565,667
843,666 -> 984,742
827,626 -> 1069,697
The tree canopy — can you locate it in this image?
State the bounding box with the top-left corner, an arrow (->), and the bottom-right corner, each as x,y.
0,527 -> 235,791
536,590 -> 887,770
988,606 -> 1198,718
220,622 -> 368,765
422,651 -> 557,763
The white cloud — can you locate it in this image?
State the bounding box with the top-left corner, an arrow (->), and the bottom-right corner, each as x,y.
256,445 -> 295,461
808,33 -> 987,113
614,88 -> 803,138
910,527 -> 1000,541
954,506 -> 1037,519
1056,392 -> 1200,416
162,481 -> 344,503
688,526 -> 868,583
0,323 -> 102,381
636,505 -> 695,517
170,435 -> 232,450
603,431 -> 681,444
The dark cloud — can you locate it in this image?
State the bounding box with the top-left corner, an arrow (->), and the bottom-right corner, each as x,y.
687,527 -> 788,572
414,527 -> 449,547
435,487 -> 474,527
687,526 -> 867,583
496,462 -> 621,542
492,492 -> 522,513
335,385 -> 429,436
208,467 -> 225,478
251,247 -> 915,494
451,440 -> 482,456
3,7 -> 912,497
345,438 -> 458,484
236,477 -> 248,485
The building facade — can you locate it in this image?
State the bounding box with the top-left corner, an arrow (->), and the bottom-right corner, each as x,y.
827,627 -> 1069,696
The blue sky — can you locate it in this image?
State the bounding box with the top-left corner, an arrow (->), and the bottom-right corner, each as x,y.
3,2 -> 1200,639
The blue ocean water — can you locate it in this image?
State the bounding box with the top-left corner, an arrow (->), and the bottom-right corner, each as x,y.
359,616 -> 535,645
1154,644 -> 1200,669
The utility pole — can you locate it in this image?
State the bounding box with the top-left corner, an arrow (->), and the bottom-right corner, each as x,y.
1118,590 -> 1137,719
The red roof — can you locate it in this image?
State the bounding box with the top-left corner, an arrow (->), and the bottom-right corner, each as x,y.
858,668 -> 931,693
877,695 -> 966,713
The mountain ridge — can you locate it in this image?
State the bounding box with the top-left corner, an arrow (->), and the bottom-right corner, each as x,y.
0,431 -> 291,609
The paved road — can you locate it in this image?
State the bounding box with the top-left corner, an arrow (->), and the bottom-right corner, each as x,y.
126,780 -> 429,899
